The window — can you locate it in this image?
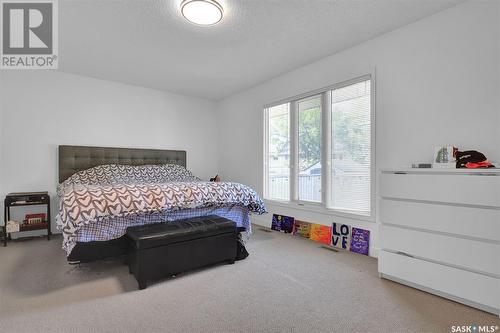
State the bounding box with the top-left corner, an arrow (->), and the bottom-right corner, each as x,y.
297,95 -> 322,202
264,76 -> 373,218
265,103 -> 290,201
330,79 -> 371,214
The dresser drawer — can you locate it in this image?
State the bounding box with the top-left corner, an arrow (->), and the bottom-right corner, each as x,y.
378,250 -> 499,312
380,199 -> 500,241
380,225 -> 500,276
380,172 -> 500,207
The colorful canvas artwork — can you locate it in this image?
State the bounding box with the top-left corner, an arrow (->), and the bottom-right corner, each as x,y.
331,223 -> 351,250
309,224 -> 332,245
271,214 -> 294,233
350,227 -> 370,255
270,215 -> 370,256
292,220 -> 311,238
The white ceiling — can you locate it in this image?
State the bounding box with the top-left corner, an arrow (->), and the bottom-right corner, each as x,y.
59,0 -> 463,100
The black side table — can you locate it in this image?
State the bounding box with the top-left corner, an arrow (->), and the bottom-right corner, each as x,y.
3,192 -> 51,247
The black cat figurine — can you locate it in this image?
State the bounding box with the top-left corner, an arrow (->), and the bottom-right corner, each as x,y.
210,174 -> 221,182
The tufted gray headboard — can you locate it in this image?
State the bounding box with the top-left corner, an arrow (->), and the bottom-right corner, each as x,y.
58,145 -> 187,183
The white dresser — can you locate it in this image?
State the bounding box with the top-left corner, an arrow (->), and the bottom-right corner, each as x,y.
378,169 -> 500,315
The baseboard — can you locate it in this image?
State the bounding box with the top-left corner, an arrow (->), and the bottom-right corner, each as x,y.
369,246 -> 379,258
250,215 -> 270,228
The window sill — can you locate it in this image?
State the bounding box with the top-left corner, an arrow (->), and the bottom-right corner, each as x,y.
263,199 -> 375,223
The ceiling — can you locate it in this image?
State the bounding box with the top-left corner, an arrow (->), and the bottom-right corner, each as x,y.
59,0 -> 463,100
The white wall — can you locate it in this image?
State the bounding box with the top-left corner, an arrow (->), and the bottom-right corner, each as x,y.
0,71 -> 219,232
0,77 -> 4,207
216,0 -> 500,256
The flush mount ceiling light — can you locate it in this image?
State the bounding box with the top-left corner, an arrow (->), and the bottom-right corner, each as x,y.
181,0 -> 223,26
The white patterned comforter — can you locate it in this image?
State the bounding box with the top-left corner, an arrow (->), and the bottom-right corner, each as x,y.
56,164 -> 266,255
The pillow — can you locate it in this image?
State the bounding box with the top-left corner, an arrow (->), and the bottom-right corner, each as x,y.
58,164 -> 200,195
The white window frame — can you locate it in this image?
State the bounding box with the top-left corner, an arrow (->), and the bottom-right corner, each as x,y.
263,74 -> 376,222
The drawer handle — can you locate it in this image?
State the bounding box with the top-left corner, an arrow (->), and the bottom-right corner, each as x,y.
396,251 -> 414,258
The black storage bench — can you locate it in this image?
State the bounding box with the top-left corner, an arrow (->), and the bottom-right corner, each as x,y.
127,215 -> 238,290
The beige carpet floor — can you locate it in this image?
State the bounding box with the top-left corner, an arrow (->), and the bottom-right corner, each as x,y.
0,227 -> 498,333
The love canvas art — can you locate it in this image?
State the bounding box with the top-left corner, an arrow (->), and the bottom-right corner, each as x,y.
331,223 -> 351,250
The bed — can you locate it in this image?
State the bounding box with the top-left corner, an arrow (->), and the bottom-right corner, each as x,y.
56,145 -> 266,263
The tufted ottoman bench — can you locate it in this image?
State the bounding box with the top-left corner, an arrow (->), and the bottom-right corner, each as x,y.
127,215 -> 238,289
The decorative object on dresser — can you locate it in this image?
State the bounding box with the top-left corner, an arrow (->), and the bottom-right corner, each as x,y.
378,168 -> 500,315
3,192 -> 51,247
433,146 -> 457,168
455,150 -> 494,169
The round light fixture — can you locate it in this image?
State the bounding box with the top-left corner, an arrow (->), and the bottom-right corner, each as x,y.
181,0 -> 223,26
